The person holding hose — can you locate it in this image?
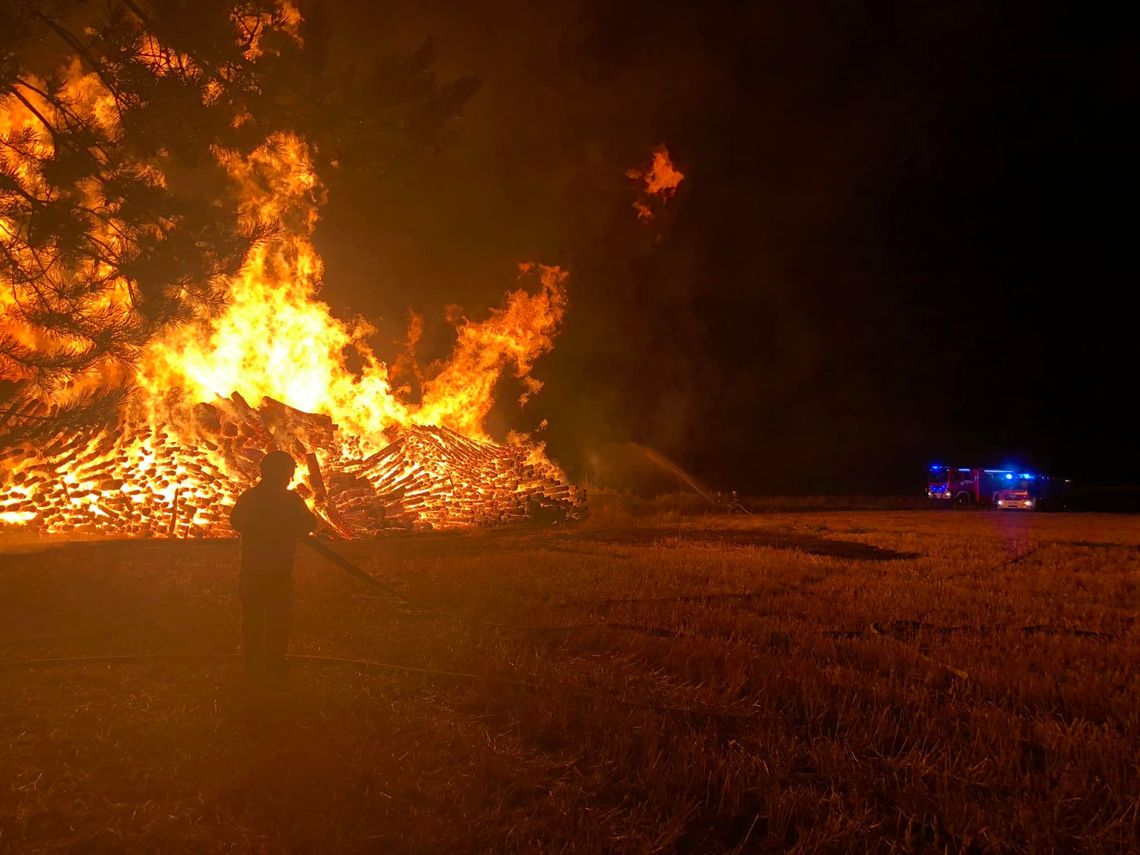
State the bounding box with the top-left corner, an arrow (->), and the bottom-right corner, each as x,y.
230,450 -> 318,679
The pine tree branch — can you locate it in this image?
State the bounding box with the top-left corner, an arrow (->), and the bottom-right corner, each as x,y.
3,84 -> 60,145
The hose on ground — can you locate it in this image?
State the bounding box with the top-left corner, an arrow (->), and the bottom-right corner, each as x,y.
0,652 -> 755,719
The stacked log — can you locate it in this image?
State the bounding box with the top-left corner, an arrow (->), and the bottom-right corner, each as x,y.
331,425 -> 581,534
0,422 -> 240,536
0,393 -> 584,538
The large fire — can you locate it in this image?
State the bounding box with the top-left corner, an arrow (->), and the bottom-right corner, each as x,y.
0,13 -> 581,536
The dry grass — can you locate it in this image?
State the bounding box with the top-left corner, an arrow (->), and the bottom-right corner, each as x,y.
1,509 -> 1137,852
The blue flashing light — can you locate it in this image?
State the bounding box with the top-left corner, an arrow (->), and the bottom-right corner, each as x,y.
1005,473 -> 1013,480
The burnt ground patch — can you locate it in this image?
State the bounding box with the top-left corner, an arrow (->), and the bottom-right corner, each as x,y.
574,527 -> 919,561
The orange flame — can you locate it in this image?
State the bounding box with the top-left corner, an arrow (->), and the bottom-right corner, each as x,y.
137,132 -> 566,454
627,145 -> 685,222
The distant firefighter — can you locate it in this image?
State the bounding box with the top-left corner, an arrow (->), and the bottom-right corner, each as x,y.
229,450 -> 318,678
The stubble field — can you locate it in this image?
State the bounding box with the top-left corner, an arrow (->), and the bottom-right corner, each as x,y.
1,506 -> 1137,853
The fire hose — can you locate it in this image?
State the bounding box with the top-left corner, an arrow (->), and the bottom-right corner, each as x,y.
302,536 -> 416,604
3,536 -> 1115,707
0,651 -> 755,718
0,537 -> 754,719
9,534 -> 1113,709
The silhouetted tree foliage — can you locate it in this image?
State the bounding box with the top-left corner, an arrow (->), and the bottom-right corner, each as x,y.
0,0 -> 477,440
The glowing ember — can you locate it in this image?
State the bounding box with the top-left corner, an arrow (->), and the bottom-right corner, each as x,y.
627,145 -> 685,222
0,394 -> 580,536
0,10 -> 581,536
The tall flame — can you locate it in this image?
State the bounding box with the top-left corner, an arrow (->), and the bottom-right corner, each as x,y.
137,131 -> 566,454
2,37 -> 566,454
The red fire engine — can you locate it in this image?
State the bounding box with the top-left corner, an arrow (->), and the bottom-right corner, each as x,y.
927,465 -> 1063,510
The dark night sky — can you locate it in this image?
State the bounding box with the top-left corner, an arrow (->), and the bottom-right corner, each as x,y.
308,0 -> 1136,493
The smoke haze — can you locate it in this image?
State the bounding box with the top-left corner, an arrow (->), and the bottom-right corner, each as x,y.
312,0 -> 1134,492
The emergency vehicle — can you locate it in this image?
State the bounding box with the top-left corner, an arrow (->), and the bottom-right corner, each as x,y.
927,465 -> 1063,509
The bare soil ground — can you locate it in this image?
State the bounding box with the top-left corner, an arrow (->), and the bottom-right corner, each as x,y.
1,509 -> 1138,853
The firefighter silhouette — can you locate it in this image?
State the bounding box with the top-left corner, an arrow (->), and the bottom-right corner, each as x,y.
230,450 -> 318,677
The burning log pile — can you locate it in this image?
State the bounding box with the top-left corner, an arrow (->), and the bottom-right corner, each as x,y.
333,425 -> 578,532
2,47 -> 580,540
0,393 -> 583,537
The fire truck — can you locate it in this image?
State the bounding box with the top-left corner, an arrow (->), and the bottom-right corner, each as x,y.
927,465 -> 1062,509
